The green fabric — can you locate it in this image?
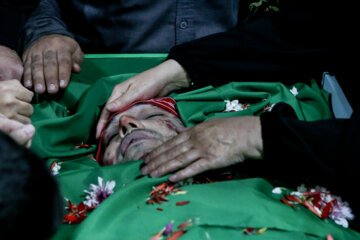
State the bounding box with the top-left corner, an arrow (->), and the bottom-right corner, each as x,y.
29,55 -> 358,239
49,162 -> 360,240
171,80 -> 332,126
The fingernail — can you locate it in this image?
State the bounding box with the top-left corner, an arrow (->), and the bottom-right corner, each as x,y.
60,80 -> 66,87
35,83 -> 43,92
141,167 -> 149,175
24,80 -> 32,88
23,124 -> 35,137
150,170 -> 158,178
49,84 -> 56,92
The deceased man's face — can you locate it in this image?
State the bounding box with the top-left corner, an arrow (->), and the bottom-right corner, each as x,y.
102,103 -> 184,165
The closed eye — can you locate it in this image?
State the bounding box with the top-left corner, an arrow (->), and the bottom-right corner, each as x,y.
145,114 -> 164,119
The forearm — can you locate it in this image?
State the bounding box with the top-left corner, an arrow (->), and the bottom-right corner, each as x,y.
19,0 -> 74,54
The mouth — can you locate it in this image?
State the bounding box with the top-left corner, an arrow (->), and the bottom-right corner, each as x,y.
120,130 -> 154,156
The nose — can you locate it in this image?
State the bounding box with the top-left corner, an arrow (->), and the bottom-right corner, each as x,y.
118,115 -> 143,138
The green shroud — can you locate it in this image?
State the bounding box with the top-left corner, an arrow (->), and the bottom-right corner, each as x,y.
30,55 -> 359,239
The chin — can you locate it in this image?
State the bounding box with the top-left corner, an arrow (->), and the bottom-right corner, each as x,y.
123,140 -> 163,162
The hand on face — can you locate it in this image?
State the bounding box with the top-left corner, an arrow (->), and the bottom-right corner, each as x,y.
0,80 -> 34,124
0,45 -> 23,81
96,59 -> 190,139
102,104 -> 185,165
22,34 -> 84,94
141,116 -> 264,182
0,113 -> 35,148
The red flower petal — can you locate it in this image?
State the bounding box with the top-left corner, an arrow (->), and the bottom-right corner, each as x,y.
304,201 -> 322,218
327,234 -> 334,240
176,201 -> 190,206
321,202 -> 333,219
281,197 -> 297,209
167,230 -> 186,240
286,195 -> 302,204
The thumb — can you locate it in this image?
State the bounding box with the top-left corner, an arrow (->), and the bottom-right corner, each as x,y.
96,109 -> 111,139
72,48 -> 84,73
9,124 -> 35,146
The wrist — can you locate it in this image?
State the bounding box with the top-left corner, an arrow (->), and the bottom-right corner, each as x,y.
244,116 -> 264,160
158,59 -> 191,95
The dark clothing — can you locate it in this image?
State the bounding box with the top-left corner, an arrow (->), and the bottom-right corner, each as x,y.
0,130 -> 63,239
168,1 -> 358,106
21,0 -> 240,54
260,103 -> 360,230
0,0 -> 39,51
168,0 -> 359,230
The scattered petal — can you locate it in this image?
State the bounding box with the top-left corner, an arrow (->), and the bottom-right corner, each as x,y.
163,221 -> 174,236
264,103 -> 276,112
151,227 -> 165,240
176,201 -> 190,206
167,230 -> 186,240
224,100 -> 250,112
50,161 -> 61,175
272,187 -> 282,194
327,234 -> 334,240
277,185 -> 354,227
290,86 -> 298,96
147,181 -> 185,205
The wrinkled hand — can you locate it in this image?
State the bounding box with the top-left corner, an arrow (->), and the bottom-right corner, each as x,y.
0,113 -> 35,148
96,59 -> 190,138
141,116 -> 264,182
0,79 -> 34,124
0,45 -> 23,81
22,34 -> 84,94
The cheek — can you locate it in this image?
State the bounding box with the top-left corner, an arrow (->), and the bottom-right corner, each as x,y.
154,120 -> 180,140
103,142 -> 121,165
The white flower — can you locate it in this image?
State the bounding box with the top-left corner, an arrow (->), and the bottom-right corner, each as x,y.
50,161 -> 61,175
290,86 -> 298,96
83,177 -> 116,208
224,100 -> 249,112
334,218 -> 349,228
272,187 -> 283,194
268,104 -> 275,112
329,200 -> 354,228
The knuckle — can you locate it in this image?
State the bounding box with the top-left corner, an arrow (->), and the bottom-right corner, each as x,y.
31,54 -> 41,63
31,62 -> 43,71
59,56 -> 71,65
44,50 -> 56,59
44,60 -> 57,69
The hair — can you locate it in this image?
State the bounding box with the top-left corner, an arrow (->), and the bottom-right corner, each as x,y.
0,130 -> 63,239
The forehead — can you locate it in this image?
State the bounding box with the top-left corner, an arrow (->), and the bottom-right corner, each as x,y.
107,103 -> 174,126
121,103 -> 172,117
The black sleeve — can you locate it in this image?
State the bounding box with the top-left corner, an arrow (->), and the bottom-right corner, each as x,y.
0,0 -> 39,50
19,0 -> 74,54
260,103 -> 360,229
167,1 -> 353,88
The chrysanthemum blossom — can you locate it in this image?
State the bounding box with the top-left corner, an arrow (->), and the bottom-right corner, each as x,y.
84,177 -> 116,208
